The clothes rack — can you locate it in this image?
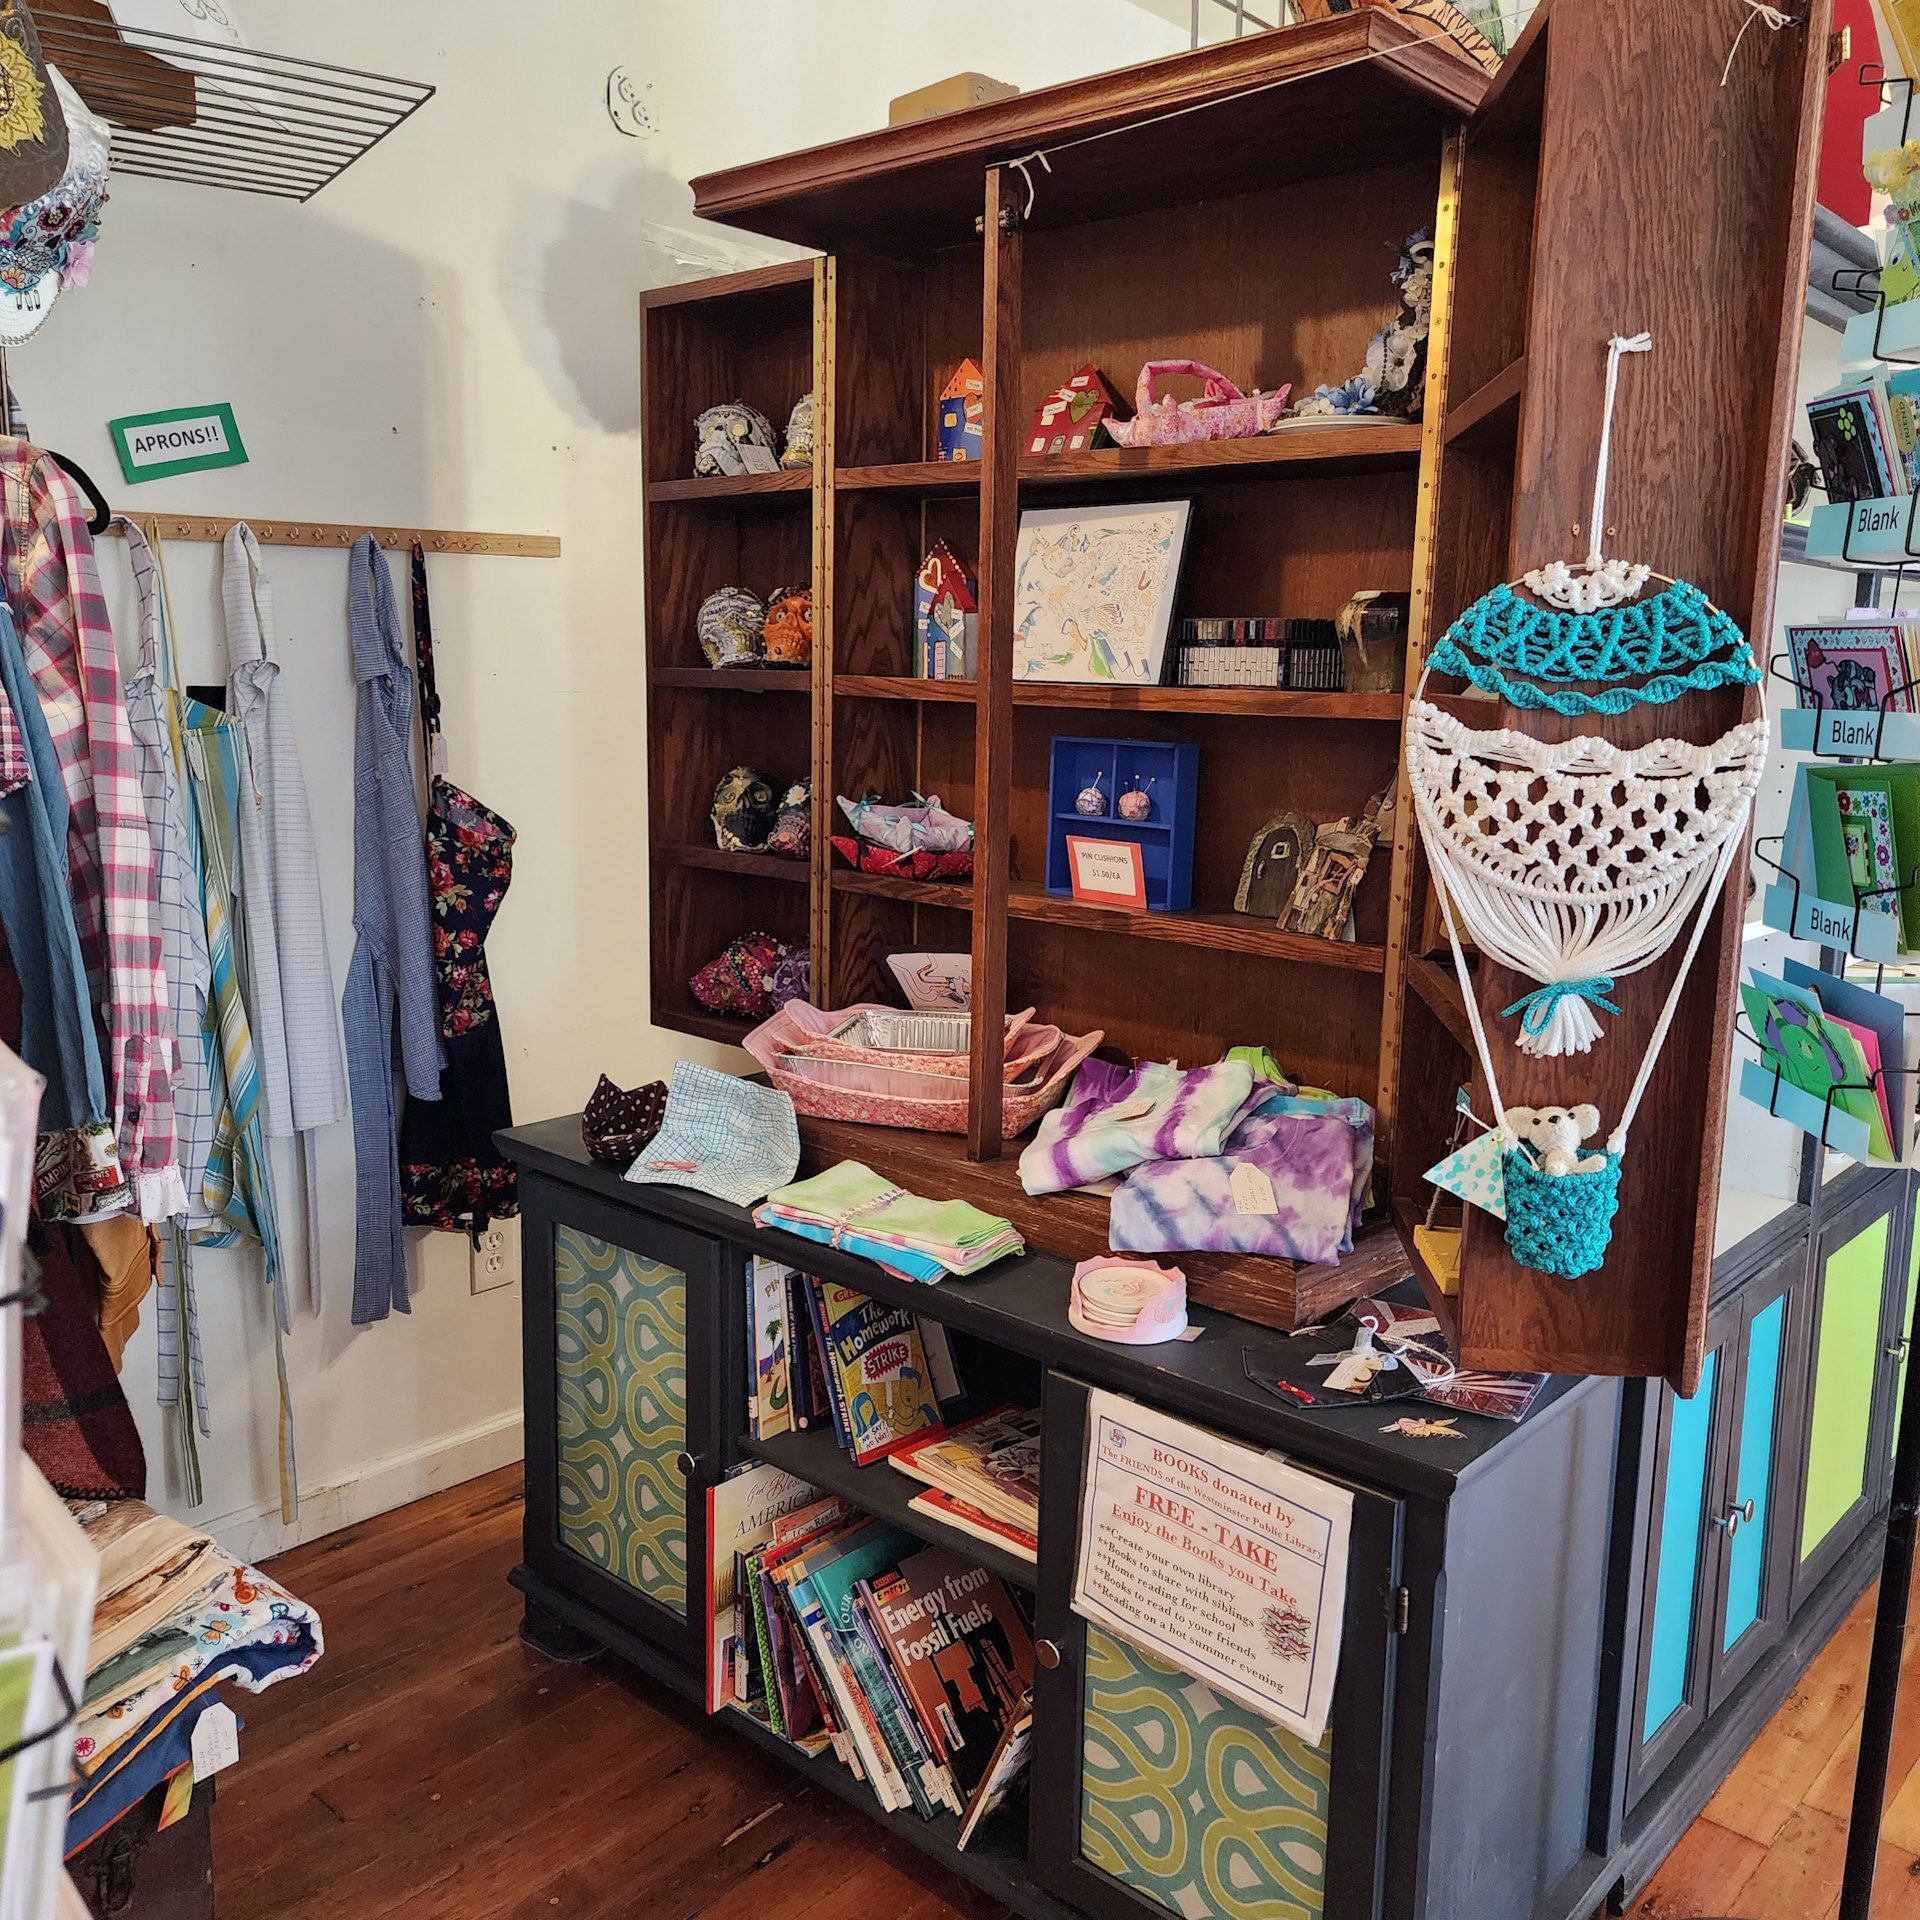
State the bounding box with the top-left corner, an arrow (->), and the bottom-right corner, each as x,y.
104,515 -> 561,558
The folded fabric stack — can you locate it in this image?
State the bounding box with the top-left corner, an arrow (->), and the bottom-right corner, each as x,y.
65,1501 -> 323,1856
1020,1055 -> 1374,1267
756,1161 -> 1024,1284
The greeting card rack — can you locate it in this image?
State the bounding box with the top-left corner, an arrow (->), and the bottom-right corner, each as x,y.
642,0 -> 1829,1374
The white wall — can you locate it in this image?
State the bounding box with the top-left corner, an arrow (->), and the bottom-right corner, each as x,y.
21,0 -> 1185,1560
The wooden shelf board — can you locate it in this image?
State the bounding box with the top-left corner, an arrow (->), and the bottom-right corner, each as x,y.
793,1111 -> 1410,1332
690,12 -> 1487,250
835,676 -> 1405,719
1444,357 -> 1525,445
1021,424 -> 1423,485
651,667 -> 812,694
641,258 -> 819,309
832,868 -> 976,910
836,674 -> 979,704
835,425 -> 1422,497
653,1004 -> 757,1047
1006,882 -> 1388,971
1406,955 -> 1474,1052
742,1425 -> 1037,1592
659,843 -> 811,885
648,470 -> 812,502
1394,1198 -> 1461,1351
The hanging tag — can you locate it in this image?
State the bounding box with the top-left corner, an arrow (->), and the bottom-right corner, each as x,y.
1423,1131 -> 1507,1222
1230,1163 -> 1278,1214
1105,1094 -> 1161,1124
431,734 -> 449,779
191,1703 -> 240,1782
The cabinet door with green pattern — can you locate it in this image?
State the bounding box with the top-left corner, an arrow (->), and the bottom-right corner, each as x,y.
1792,1181 -> 1900,1615
1029,1372 -> 1403,1920
520,1175 -> 734,1665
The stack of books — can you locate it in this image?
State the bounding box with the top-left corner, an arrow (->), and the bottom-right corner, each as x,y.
708,1465 -> 1036,1846
747,1258 -> 965,1462
890,1407 -> 1041,1564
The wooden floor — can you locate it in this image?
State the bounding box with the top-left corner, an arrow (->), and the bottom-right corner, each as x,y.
216,1466 -> 1918,1920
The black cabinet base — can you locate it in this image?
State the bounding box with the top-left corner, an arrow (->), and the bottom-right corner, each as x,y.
509,1565 -> 1077,1920
518,1595 -> 604,1664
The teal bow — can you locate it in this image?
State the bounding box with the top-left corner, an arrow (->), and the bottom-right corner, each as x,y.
1500,977 -> 1621,1037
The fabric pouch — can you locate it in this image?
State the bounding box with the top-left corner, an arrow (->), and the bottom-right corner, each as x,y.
1018,1057 -> 1258,1196
1108,1096 -> 1374,1267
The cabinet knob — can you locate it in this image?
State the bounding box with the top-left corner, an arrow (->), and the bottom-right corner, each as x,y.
1034,1640 -> 1063,1671
1712,1498 -> 1757,1535
1889,1338 -> 1912,1364
673,1451 -> 700,1480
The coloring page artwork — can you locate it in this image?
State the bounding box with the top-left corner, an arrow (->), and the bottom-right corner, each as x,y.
1012,502 -> 1189,684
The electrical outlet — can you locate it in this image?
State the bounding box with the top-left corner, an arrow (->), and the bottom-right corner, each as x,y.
471,1216 -> 520,1295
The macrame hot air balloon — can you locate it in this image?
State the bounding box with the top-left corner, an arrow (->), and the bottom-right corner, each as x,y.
1407,334 -> 1768,1279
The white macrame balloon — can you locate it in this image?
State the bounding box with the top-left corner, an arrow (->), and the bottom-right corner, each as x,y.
1405,706 -> 1769,1057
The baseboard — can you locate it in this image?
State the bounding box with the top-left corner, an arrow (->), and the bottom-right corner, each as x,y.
198,1409 -> 525,1565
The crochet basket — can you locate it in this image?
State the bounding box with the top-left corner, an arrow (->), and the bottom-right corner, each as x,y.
1501,1148 -> 1622,1280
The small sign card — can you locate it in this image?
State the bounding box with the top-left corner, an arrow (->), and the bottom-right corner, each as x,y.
1066,834 -> 1147,910
110,403 -> 249,484
1072,1389 -> 1352,1743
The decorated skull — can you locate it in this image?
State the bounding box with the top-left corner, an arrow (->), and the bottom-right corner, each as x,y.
780,392 -> 816,471
696,586 -> 766,669
711,766 -> 780,852
692,400 -> 779,477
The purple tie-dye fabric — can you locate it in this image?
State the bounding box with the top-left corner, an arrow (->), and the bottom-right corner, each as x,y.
1018,1058 -> 1258,1196
1109,1096 -> 1374,1266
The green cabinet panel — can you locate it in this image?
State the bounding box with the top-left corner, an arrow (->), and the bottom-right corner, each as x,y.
1893,1220 -> 1920,1467
553,1223 -> 690,1616
1802,1214 -> 1890,1565
1081,1627 -> 1331,1920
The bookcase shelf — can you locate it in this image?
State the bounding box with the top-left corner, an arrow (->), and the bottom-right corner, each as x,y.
651,667 -> 813,694
831,868 -> 976,909
835,675 -> 1408,719
660,844 -> 810,885
1445,355 -> 1525,444
742,1425 -> 1038,1592
648,470 -> 813,502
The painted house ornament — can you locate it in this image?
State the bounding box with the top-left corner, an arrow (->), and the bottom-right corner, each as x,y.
937,358 -> 984,461
1027,364 -> 1125,455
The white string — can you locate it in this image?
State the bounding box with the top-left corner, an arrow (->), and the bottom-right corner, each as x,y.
1007,149 -> 1051,219
1585,332 -> 1652,570
1721,1 -> 1792,88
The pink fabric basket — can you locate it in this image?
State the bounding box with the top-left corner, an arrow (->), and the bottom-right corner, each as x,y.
744,1001 -> 1103,1136
1101,360 -> 1292,447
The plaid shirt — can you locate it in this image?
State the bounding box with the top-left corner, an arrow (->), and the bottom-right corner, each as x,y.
0,442 -> 180,1213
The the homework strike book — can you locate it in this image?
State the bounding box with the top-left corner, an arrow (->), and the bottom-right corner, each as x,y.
808,1279 -> 943,1465
862,1543 -> 1035,1797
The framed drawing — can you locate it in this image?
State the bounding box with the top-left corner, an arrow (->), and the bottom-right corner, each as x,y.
1066,836 -> 1149,911
1012,499 -> 1192,685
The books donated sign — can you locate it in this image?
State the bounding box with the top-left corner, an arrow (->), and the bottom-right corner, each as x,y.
1072,1389 -> 1352,1744
109,404 -> 249,484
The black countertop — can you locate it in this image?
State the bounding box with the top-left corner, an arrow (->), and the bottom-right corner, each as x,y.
501,1114 -> 1600,1502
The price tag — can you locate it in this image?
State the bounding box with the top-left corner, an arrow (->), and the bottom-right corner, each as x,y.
191,1703 -> 240,1782
1230,1163 -> 1277,1214
1106,1095 -> 1160,1124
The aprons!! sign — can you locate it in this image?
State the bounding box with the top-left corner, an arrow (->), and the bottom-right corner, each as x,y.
109,404 -> 249,483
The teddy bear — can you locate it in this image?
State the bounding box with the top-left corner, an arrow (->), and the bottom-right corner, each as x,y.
1506,1104 -> 1608,1178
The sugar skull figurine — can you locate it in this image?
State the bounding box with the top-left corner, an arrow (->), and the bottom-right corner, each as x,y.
696,587 -> 766,669
780,392 -> 816,471
762,585 -> 813,666
711,766 -> 780,852
693,401 -> 779,477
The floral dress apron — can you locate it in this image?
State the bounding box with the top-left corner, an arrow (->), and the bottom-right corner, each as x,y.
397,544 -> 519,1240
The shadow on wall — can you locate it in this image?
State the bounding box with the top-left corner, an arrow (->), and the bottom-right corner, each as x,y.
512,161 -> 796,436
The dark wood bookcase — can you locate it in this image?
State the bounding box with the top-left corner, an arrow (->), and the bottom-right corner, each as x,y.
641,0 -> 1828,1381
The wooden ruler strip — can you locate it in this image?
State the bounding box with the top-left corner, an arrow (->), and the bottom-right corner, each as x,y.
103,514 -> 561,558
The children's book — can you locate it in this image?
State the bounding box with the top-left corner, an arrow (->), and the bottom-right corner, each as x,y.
746,1258 -> 793,1441
956,1702 -> 1034,1852
706,1462 -> 821,1712
908,1489 -> 1039,1563
1808,380 -> 1904,503
889,1406 -> 1042,1535
861,1543 -> 1035,1798
1785,623 -> 1913,714
807,1280 -> 943,1466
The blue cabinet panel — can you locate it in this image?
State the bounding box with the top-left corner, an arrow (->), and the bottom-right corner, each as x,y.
1724,1295 -> 1785,1653
1644,1351 -> 1717,1744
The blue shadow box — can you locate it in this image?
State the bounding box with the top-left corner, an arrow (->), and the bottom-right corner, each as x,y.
1046,736 -> 1200,912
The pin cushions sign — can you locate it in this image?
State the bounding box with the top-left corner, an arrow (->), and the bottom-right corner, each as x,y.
110,404 -> 248,483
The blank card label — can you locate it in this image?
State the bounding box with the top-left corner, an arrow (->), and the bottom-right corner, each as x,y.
111,403 -> 249,484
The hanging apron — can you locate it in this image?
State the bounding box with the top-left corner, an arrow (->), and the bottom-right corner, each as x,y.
397,542 -> 518,1242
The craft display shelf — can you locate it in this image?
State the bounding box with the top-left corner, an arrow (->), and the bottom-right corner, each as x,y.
644,0 -> 1826,1372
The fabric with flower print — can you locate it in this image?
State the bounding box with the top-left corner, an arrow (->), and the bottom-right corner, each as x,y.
398,542 -> 519,1241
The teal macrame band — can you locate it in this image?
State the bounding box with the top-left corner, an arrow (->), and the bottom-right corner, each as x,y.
1427,638 -> 1761,714
1432,576 -> 1760,713
1500,977 -> 1622,1037
1502,1148 -> 1622,1280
